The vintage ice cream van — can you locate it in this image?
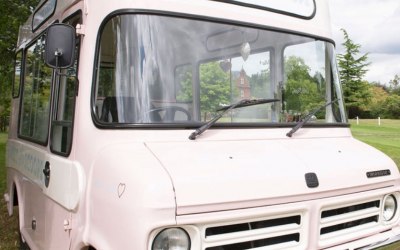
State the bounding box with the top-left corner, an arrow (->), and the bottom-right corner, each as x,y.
4,0 -> 400,249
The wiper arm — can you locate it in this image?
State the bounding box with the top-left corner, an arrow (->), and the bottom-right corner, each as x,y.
216,98 -> 280,111
189,98 -> 280,140
286,99 -> 339,138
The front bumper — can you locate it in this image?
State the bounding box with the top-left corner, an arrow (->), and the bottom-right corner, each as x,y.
324,226 -> 400,250
371,235 -> 400,250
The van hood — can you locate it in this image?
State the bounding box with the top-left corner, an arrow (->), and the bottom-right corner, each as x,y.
145,137 -> 398,215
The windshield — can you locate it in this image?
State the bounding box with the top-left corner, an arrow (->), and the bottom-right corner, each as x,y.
93,14 -> 346,127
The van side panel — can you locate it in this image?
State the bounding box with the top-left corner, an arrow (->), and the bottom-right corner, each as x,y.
83,142 -> 176,249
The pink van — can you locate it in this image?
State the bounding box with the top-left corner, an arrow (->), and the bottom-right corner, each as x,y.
4,0 -> 400,249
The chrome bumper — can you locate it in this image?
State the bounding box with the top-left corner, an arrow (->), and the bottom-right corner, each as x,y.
325,227 -> 400,250
359,233 -> 400,250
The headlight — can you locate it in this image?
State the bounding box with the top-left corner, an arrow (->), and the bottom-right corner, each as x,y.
383,194 -> 397,221
152,228 -> 190,250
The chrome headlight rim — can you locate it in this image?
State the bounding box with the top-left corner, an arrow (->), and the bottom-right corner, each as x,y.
152,227 -> 191,250
382,194 -> 398,222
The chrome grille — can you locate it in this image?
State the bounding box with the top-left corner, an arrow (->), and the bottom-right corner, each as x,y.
202,215 -> 302,250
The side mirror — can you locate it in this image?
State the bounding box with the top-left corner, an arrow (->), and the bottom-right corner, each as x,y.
45,24 -> 76,69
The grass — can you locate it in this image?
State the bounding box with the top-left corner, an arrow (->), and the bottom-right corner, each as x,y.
0,133 -> 19,249
0,120 -> 399,248
350,119 -> 400,167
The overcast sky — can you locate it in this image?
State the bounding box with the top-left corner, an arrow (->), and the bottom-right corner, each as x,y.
329,0 -> 400,84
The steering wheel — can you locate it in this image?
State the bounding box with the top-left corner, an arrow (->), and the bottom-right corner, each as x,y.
148,106 -> 192,122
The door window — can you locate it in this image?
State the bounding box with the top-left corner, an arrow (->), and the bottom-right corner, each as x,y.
50,14 -> 81,155
19,36 -> 52,143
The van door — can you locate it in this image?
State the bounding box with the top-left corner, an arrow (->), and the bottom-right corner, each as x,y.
14,32 -> 57,249
44,13 -> 82,249
10,13 -> 82,249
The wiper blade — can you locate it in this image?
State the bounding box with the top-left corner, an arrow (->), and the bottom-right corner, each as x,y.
286,99 -> 339,138
216,98 -> 280,111
189,98 -> 280,140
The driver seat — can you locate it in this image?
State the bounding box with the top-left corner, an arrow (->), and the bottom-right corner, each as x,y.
100,96 -> 162,123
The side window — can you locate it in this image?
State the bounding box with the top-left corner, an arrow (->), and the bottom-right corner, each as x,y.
50,14 -> 81,156
19,36 -> 52,143
13,51 -> 23,98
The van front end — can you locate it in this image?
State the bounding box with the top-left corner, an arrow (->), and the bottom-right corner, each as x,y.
171,186 -> 400,250
83,128 -> 400,249
7,0 -> 400,249
80,1 -> 400,249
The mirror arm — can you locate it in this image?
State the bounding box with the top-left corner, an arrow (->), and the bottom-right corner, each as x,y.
53,52 -> 79,96
54,53 -> 67,77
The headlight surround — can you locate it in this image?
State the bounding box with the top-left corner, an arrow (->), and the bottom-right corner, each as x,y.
152,228 -> 190,250
383,194 -> 397,222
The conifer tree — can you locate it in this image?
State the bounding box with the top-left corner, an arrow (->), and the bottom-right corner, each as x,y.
337,29 -> 371,118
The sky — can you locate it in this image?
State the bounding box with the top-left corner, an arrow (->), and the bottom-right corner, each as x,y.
328,0 -> 400,85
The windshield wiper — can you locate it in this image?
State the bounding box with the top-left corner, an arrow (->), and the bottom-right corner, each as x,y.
189,98 -> 280,140
286,99 -> 339,138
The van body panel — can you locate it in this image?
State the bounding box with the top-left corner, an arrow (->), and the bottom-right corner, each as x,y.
145,129 -> 399,215
7,168 -> 72,250
84,142 -> 176,249
86,0 -> 333,40
7,139 -> 82,210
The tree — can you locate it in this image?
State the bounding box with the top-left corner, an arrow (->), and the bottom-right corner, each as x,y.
337,29 -> 371,118
0,0 -> 41,131
368,85 -> 389,118
389,74 -> 400,95
176,61 -> 231,121
382,95 -> 400,119
249,70 -> 270,99
199,62 -> 231,119
0,71 -> 12,131
284,56 -> 325,116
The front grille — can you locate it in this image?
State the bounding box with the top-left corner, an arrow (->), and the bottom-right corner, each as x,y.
320,215 -> 379,235
320,200 -> 381,238
205,233 -> 300,250
175,192 -> 393,249
206,215 -> 301,237
203,215 -> 302,249
321,200 -> 380,219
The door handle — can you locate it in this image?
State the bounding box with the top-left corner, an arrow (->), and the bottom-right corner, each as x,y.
43,161 -> 51,188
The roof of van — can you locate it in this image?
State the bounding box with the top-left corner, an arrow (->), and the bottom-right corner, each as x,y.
17,0 -> 333,48
17,0 -> 82,47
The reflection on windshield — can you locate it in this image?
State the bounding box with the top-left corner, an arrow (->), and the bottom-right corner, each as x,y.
94,14 -> 346,126
283,41 -> 346,123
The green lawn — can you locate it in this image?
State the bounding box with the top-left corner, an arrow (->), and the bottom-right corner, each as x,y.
350,119 -> 400,167
0,120 -> 399,248
0,133 -> 19,249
